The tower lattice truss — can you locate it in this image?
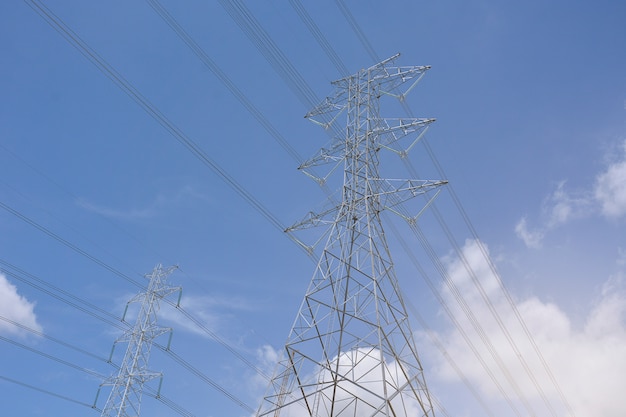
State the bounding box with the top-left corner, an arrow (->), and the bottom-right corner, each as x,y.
99,264 -> 180,417
256,55 -> 446,417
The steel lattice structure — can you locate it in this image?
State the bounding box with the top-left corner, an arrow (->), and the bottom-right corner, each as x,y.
256,55 -> 446,417
98,264 -> 180,417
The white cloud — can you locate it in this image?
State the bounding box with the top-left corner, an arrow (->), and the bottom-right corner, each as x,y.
514,217 -> 544,249
0,273 -> 43,337
594,140 -> 626,219
516,140 -> 626,247
77,184 -> 213,220
545,181 -> 592,227
262,347 -> 425,417
157,293 -> 255,339
427,239 -> 626,417
515,182 -> 592,248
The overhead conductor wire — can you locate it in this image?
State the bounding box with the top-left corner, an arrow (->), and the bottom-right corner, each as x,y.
23,0 -> 301,253
336,3 -> 575,416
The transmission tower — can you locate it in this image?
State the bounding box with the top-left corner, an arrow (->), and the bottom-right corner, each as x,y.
256,54 -> 446,417
98,264 -> 181,417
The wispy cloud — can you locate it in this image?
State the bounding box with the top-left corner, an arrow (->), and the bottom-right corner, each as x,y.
516,139 -> 626,247
0,273 -> 43,337
514,217 -> 545,249
158,293 -> 256,339
76,198 -> 158,220
514,181 -> 592,248
76,184 -> 213,221
426,239 -> 626,417
594,140 -> 626,219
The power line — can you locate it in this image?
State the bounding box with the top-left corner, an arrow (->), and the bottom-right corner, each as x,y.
0,258 -> 125,327
217,0 -> 320,109
0,143 -> 173,269
288,0 -> 349,77
23,0 -> 295,247
421,140 -> 577,417
334,0 -> 380,63
332,5 -> 574,415
0,335 -> 196,417
0,374 -> 100,411
0,200 -> 143,289
145,0 -> 304,165
0,314 -> 118,363
155,343 -> 255,414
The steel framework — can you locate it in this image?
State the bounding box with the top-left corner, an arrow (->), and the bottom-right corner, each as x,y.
98,264 -> 180,417
256,55 -> 446,417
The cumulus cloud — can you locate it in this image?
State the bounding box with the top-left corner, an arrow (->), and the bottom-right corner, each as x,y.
427,239 -> 626,417
259,347 -> 427,417
0,273 -> 43,336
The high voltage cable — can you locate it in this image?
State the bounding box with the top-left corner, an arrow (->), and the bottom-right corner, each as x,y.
20,1 -> 571,415
217,0 -> 319,109
0,375 -> 98,410
0,178 -> 146,281
0,314 -> 117,365
0,267 -> 127,331
1,255 -> 263,411
421,140 -> 577,417
216,0 -> 345,142
164,299 -> 271,381
386,217 -> 524,416
154,343 -> 255,414
392,192 -> 536,415
0,258 -> 125,326
400,156 -> 556,415
144,385 -> 197,417
209,1 -> 530,413
0,206 -> 264,410
0,201 -> 266,406
334,0 -> 380,63
23,0 -> 295,248
0,334 -> 107,380
0,279 -> 242,415
335,4 -> 574,415
0,143 -> 173,269
145,0 -> 338,246
427,191 -> 557,416
288,0 -> 349,77
408,219 -> 525,417
1,142 -> 232,306
0,199 -> 143,289
145,0 -> 304,165
0,334 -> 196,417
385,220 -> 497,417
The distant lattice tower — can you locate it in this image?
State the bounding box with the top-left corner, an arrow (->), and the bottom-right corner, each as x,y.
98,264 -> 180,417
256,55 -> 446,417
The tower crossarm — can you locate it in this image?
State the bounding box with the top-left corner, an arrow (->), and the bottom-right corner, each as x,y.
374,118 -> 435,156
285,206 -> 339,233
305,54 -> 430,130
299,118 -> 435,168
371,178 -> 447,209
297,137 -> 346,185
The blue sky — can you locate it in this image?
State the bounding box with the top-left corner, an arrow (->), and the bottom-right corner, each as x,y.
1,1 -> 625,416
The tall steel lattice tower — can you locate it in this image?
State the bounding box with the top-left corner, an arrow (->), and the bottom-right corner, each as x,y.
256,55 -> 446,417
98,264 -> 180,417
